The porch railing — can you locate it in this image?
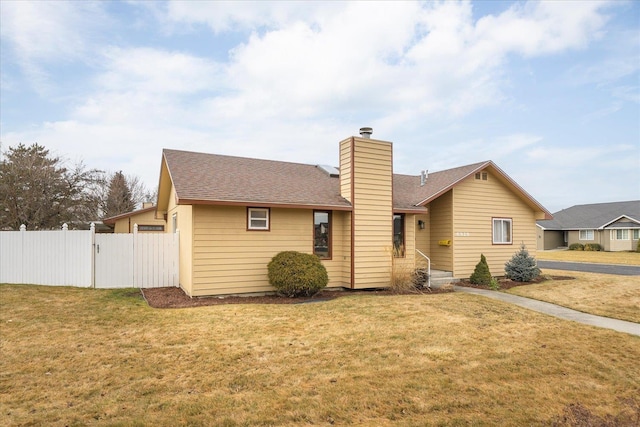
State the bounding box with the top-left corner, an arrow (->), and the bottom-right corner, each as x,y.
415,249 -> 431,289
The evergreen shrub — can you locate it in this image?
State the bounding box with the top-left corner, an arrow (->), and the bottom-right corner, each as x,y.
569,243 -> 584,251
583,243 -> 602,251
505,244 -> 541,282
267,251 -> 328,297
470,254 -> 492,286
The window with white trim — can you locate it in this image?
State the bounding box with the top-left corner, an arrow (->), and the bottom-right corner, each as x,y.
633,229 -> 640,240
611,229 -> 629,240
492,218 -> 512,244
248,208 -> 269,230
579,229 -> 594,240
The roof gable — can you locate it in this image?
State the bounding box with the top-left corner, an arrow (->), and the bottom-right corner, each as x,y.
393,161 -> 551,218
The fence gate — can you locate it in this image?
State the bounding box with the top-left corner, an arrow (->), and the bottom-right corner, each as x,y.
95,234 -> 135,288
94,230 -> 179,288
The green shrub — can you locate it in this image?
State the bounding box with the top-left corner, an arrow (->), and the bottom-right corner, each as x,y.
569,243 -> 584,251
470,254 -> 492,286
267,251 -> 328,297
583,243 -> 602,251
637,239 -> 640,253
488,277 -> 500,291
505,244 -> 540,282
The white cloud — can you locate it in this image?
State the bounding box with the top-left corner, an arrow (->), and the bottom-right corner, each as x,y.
0,1 -> 108,92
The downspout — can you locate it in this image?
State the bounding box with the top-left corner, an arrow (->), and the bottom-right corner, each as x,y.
350,137 -> 356,289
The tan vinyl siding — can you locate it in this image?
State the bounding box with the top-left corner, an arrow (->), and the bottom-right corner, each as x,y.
167,185 -> 194,295
351,138 -> 393,289
451,170 -> 538,278
192,206 -> 348,296
339,138 -> 352,202
429,191 -> 453,271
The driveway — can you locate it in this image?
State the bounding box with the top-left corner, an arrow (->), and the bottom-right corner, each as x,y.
537,260 -> 640,276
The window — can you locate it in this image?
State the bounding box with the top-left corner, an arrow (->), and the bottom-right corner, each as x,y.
475,172 -> 488,180
138,225 -> 164,231
248,208 -> 269,230
492,218 -> 512,244
634,229 -> 640,240
393,214 -> 405,257
172,213 -> 178,233
313,211 -> 331,259
579,229 -> 594,240
611,229 -> 629,240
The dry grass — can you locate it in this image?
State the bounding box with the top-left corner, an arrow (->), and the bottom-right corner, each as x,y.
1,284 -> 639,426
508,269 -> 640,323
537,250 -> 640,265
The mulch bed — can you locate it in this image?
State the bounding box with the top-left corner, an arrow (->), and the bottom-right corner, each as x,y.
142,286 -> 452,309
141,275 -> 576,309
456,275 -> 575,290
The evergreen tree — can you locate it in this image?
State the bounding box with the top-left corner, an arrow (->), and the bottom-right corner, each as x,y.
103,171 -> 136,218
0,143 -> 102,230
505,244 -> 541,282
470,254 -> 492,285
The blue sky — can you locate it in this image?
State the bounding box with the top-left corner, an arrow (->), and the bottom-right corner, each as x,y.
1,0 -> 638,213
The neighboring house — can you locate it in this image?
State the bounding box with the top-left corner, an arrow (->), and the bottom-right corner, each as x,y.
153,129 -> 550,297
536,201 -> 640,252
103,203 -> 166,233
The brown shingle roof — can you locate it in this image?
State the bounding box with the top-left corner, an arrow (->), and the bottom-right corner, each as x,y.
163,149 -> 352,209
393,161 -> 489,211
162,150 -> 550,218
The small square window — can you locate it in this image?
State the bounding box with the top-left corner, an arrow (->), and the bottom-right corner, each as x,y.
633,229 -> 640,240
248,208 -> 270,230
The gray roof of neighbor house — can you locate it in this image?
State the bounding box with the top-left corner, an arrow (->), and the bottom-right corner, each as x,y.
161,149 -> 550,215
537,200 -> 640,230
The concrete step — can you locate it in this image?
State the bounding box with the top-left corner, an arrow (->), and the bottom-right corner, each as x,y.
428,270 -> 460,288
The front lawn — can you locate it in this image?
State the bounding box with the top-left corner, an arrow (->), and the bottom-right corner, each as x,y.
508,270 -> 640,323
1,284 -> 638,426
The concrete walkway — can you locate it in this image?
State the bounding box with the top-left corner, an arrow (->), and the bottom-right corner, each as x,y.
454,285 -> 640,337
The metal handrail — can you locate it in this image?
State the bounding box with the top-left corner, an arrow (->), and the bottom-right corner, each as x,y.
415,249 -> 431,289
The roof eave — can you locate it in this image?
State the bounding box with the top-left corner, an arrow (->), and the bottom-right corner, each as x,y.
177,198 -> 353,211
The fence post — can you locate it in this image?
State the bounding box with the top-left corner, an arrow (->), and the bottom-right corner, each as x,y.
90,222 -> 96,288
133,224 -> 138,288
19,224 -> 26,283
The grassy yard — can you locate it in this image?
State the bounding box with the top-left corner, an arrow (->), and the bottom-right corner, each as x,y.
1,284 -> 639,426
509,270 -> 640,323
537,249 -> 640,265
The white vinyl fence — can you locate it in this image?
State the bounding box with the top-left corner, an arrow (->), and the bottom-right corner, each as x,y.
0,224 -> 179,288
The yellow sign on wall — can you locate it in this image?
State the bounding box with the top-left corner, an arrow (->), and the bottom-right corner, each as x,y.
438,239 -> 452,246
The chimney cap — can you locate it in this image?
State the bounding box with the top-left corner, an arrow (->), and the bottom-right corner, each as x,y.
359,127 -> 373,138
